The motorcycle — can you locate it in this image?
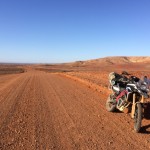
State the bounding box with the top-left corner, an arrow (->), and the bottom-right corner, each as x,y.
106,72 -> 149,133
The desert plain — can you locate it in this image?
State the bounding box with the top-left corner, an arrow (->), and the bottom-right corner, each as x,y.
0,57 -> 150,150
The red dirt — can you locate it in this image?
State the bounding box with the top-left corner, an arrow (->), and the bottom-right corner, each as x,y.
0,69 -> 150,150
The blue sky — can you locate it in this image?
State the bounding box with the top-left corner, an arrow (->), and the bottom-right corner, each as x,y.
0,0 -> 150,63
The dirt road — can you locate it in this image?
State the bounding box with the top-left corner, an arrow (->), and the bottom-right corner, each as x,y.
0,71 -> 150,150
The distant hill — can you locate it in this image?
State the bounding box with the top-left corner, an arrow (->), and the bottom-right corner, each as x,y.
36,56 -> 150,72
71,56 -> 150,66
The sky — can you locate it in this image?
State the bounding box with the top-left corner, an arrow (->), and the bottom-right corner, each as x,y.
0,0 -> 150,63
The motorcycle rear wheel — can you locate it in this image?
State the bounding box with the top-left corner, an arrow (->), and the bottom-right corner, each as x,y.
106,94 -> 116,112
134,103 -> 142,133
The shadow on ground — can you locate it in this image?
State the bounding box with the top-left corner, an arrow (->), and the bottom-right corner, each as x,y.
140,103 -> 150,134
144,103 -> 150,120
140,124 -> 150,134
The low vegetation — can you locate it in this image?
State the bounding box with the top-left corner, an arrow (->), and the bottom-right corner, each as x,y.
0,67 -> 25,75
35,68 -> 73,73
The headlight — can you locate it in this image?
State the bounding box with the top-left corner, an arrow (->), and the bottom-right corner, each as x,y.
110,80 -> 115,85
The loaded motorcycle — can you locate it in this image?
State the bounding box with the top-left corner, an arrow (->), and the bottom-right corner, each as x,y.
106,72 -> 149,133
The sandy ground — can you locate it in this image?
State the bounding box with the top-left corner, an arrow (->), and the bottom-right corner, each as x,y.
0,70 -> 150,150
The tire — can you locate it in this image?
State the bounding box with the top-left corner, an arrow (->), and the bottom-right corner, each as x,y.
106,94 -> 116,112
134,103 -> 142,133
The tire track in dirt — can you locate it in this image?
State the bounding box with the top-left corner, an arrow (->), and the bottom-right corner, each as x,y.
39,73 -> 89,150
0,74 -> 22,92
33,73 -> 63,150
0,74 -> 30,126
0,73 -> 35,149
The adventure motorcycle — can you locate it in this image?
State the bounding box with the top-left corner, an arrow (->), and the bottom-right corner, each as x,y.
106,72 -> 149,133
